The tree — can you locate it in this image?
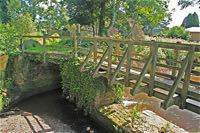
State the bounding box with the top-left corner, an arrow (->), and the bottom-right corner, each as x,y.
1,0 -> 69,31
67,0 -> 170,36
178,0 -> 200,9
0,13 -> 35,55
0,0 -> 10,23
11,13 -> 36,36
182,12 -> 200,28
67,0 -> 109,36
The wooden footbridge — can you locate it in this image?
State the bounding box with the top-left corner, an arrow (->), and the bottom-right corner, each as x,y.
22,34 -> 200,114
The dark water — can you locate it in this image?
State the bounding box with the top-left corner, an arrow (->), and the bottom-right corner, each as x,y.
15,89 -> 107,133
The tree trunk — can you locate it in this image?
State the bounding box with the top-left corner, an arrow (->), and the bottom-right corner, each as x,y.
98,0 -> 106,36
0,0 -> 10,23
108,0 -> 119,28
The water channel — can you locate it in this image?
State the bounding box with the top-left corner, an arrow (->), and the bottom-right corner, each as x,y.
15,89 -> 107,133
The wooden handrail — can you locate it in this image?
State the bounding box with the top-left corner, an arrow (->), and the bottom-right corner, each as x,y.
22,34 -> 200,114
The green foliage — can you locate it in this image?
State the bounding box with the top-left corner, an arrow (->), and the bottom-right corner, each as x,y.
0,24 -> 19,55
11,13 -> 36,36
24,41 -> 72,54
130,106 -> 140,120
182,12 -> 200,28
0,0 -> 10,23
0,12 -> 35,55
67,0 -> 170,36
20,0 -> 69,30
0,88 -> 9,110
117,0 -> 170,36
113,83 -> 124,102
61,58 -> 103,111
160,26 -> 191,40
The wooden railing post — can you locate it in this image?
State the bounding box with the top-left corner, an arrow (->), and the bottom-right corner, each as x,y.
180,46 -> 195,109
149,43 -> 158,96
125,43 -> 133,86
94,40 -> 98,63
72,24 -> 79,57
172,49 -> 178,78
42,33 -> 47,63
107,42 -> 113,85
74,34 -> 78,57
114,42 -> 121,55
161,53 -> 189,109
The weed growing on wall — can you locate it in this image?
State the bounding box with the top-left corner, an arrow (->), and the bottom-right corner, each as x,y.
0,88 -> 9,111
113,83 -> 124,102
60,57 -> 103,112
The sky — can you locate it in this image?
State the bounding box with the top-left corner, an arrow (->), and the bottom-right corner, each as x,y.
168,0 -> 200,27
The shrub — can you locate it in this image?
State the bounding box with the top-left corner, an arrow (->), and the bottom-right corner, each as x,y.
160,26 -> 191,40
0,13 -> 36,55
60,58 -> 103,112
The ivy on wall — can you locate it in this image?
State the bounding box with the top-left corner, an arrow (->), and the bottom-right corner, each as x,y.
60,58 -> 103,112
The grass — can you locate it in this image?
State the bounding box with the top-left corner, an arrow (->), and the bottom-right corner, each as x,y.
130,107 -> 140,120
24,43 -> 73,55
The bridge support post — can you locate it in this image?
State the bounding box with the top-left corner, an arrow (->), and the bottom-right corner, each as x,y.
172,49 -> 178,79
42,34 -> 47,63
180,46 -> 195,109
94,41 -> 98,64
125,43 -> 133,86
74,35 -> 78,57
107,43 -> 113,85
161,53 -> 189,109
149,44 -> 158,96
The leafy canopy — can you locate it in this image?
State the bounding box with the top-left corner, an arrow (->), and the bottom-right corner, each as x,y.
67,0 -> 170,36
178,0 -> 200,9
0,13 -> 35,55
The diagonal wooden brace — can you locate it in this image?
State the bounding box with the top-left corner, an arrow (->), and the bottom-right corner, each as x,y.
110,48 -> 128,86
80,46 -> 94,71
93,47 -> 109,77
161,53 -> 189,109
131,52 -> 153,95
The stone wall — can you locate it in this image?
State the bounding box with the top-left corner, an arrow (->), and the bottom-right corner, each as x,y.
6,56 -> 61,105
